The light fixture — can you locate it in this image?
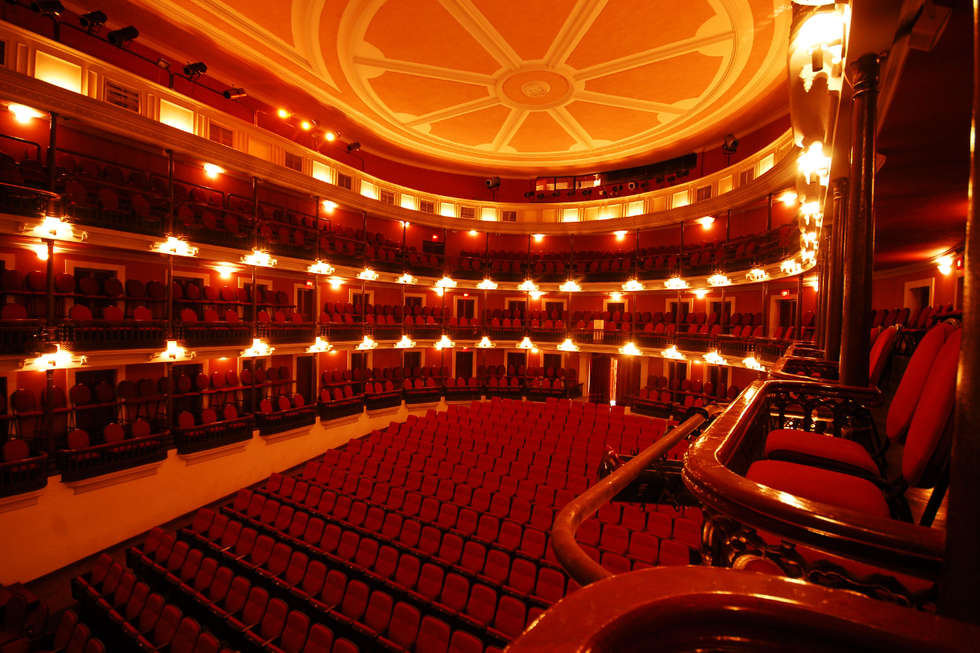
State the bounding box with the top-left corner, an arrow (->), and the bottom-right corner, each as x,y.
32,244 -> 49,260
779,191 -> 798,206
517,337 -> 535,350
156,58 -> 170,69
693,289 -> 707,299
469,230 -> 478,236
152,236 -> 198,257
307,337 -> 333,353
435,335 -> 455,350
203,163 -> 222,178
301,119 -> 317,131
347,142 -> 361,154
397,273 -> 417,285
747,268 -> 769,282
278,108 -> 292,119
614,230 -> 627,240
324,131 -> 337,142
328,277 -> 344,289
557,339 -> 579,352
704,351 -> 726,365
809,277 -> 820,290
477,336 -> 495,348
149,340 -> 194,363
477,279 -> 498,290
619,342 -> 643,356
183,62 -> 208,79
216,265 -> 234,279
436,276 -> 457,289
357,335 -> 377,350
743,356 -> 765,371
661,346 -> 686,360
78,10 -> 107,29
610,292 -> 622,301
107,26 -> 139,45
781,259 -> 803,274
31,216 -> 76,240
559,280 -> 581,292
938,256 -> 953,275
622,279 -> 644,292
401,221 -> 410,227
242,338 -> 274,357
23,344 -> 86,371
358,268 -> 379,281
242,250 -> 276,267
518,280 -> 538,292
707,274 -> 731,287
434,287 -> 445,297
698,216 -> 716,228
798,141 -> 831,187
533,234 -> 544,242
529,291 -> 545,300
395,335 -> 416,349
664,277 -> 688,290
308,261 -> 335,275
322,200 -> 337,213
222,87 -> 247,100
8,104 -> 43,124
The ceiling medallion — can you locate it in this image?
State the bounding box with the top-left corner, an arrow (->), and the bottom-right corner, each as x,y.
521,81 -> 551,98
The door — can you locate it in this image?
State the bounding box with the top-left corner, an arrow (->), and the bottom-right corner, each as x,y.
456,298 -> 475,319
455,351 -> 474,379
506,352 -> 527,371
296,355 -> 314,403
589,354 -> 611,403
296,288 -> 314,322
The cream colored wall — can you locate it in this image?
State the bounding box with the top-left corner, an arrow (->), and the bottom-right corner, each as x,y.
0,403 -> 444,585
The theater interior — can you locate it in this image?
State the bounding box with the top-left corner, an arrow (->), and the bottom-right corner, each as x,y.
0,0 -> 978,651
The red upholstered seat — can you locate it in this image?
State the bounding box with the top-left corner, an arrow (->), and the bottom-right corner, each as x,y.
746,460 -> 890,519
886,323 -> 953,442
764,429 -> 880,477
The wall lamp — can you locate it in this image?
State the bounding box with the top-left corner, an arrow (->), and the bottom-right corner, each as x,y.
184,62 -> 208,79
78,10 -> 106,29
107,26 -> 139,45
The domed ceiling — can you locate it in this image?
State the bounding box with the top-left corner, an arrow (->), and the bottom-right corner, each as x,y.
90,0 -> 791,174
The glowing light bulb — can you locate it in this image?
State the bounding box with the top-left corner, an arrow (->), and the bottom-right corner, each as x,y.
203,163 -> 222,178
9,104 -> 42,123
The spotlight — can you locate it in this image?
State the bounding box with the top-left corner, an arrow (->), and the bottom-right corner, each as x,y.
598,190 -> 606,197
486,177 -> 500,190
277,108 -> 292,119
566,190 -> 575,197
667,175 -> 676,183
222,87 -> 246,100
301,119 -> 318,130
655,176 -> 665,184
676,169 -> 690,178
524,191 -> 535,198
551,191 -> 560,197
156,58 -> 170,69
536,193 -> 545,200
184,62 -> 208,78
107,26 -> 139,45
612,185 -> 623,192
346,142 -> 361,153
324,131 -> 337,142
627,182 -> 636,190
79,10 -> 107,29
30,1 -> 63,16
722,133 -> 739,155
640,181 -> 650,189
582,189 -> 592,197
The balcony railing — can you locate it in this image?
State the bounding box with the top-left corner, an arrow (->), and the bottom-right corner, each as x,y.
173,414 -> 254,455
57,432 -> 168,482
0,451 -> 48,498
58,319 -> 167,351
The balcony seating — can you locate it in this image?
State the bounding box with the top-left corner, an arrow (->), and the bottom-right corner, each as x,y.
173,406 -> 254,455
0,439 -> 48,498
57,422 -> 168,482
756,325 -> 960,524
318,371 -> 365,422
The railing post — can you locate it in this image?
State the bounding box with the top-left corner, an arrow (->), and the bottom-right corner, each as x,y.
44,368 -> 55,464
45,239 -> 54,340
816,223 -> 829,348
165,360 -> 173,442
839,55 -> 879,386
166,149 -> 174,235
46,112 -> 57,216
796,273 -> 804,336
166,254 -> 174,339
766,193 -> 773,231
938,6 -> 980,624
826,179 -> 847,360
761,281 -> 769,336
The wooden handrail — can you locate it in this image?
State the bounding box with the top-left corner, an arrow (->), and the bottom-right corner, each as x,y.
552,404 -> 722,587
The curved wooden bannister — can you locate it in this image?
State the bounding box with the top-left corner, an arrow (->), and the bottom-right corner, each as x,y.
505,567 -> 978,653
551,405 -> 722,587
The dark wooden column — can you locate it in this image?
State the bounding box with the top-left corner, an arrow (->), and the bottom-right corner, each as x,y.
825,179 -> 847,360
816,222 -> 830,348
761,281 -> 769,336
938,5 -> 980,624
839,55 -> 879,386
796,273 -> 804,337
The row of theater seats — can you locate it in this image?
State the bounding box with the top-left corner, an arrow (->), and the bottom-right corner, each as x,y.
85,398 -> 702,652
0,589 -> 50,652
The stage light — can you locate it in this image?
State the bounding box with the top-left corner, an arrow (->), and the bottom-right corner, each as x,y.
30,1 -> 63,16
183,62 -> 208,79
222,87 -> 247,100
301,119 -> 318,131
347,142 -> 361,153
324,131 -> 337,141
485,177 -> 500,190
78,10 -> 107,28
277,108 -> 292,119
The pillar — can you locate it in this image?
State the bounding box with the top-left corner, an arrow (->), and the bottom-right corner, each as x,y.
825,179 -> 847,360
839,55 -> 879,386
